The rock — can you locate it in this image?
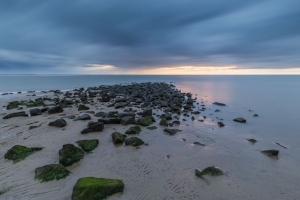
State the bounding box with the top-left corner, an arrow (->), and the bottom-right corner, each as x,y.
81,122 -> 104,134
233,118 -> 246,123
30,108 -> 42,116
78,104 -> 89,111
147,126 -> 157,130
3,111 -> 28,119
218,122 -> 225,127
117,112 -> 135,118
48,106 -> 63,114
115,102 -> 127,109
111,132 -> 127,144
7,101 -> 20,109
98,118 -> 121,124
195,166 -> 224,179
59,144 -> 84,167
164,128 -> 180,135
253,114 -> 258,117
72,177 -> 124,200
4,145 -> 43,163
213,102 -> 226,106
172,120 -> 180,125
215,109 -> 220,112
160,114 -> 172,120
161,101 -> 168,107
41,107 -> 49,112
49,119 -> 67,127
76,139 -> 99,152
191,116 -> 195,121
247,139 -> 257,143
139,116 -> 153,126
194,142 -> 205,146
75,114 -> 91,121
120,116 -> 135,125
159,118 -> 168,126
125,126 -> 141,134
191,111 -> 200,114
101,94 -> 111,102
125,137 -> 145,146
143,108 -> 152,117
260,150 -> 279,158
35,164 -> 70,182
186,98 -> 193,104
94,111 -> 106,117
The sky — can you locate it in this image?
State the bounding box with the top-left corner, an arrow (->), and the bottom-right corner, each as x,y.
0,0 -> 300,75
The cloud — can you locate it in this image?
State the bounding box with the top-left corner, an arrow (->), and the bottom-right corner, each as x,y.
0,0 -> 299,74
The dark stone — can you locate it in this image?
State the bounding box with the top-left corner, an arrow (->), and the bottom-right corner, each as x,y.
49,119 -> 67,127
147,126 -> 157,130
125,126 -> 141,134
194,142 -> 205,146
191,111 -> 200,114
215,109 -> 220,112
195,166 -> 223,179
75,114 -> 91,121
81,122 -> 104,134
94,111 -> 106,117
115,102 -> 127,109
186,98 -> 193,104
260,150 -> 279,157
7,101 -> 20,109
41,107 -> 49,112
247,139 -> 257,143
48,106 -> 63,114
218,122 -> 225,127
172,120 -> 180,125
120,116 -> 135,125
143,108 -> 152,117
117,112 -> 135,118
125,137 -> 145,146
159,118 -> 168,126
59,144 -> 84,167
253,114 -> 258,117
3,111 -> 28,119
233,118 -> 246,123
164,128 -> 180,135
30,108 -> 42,116
78,104 -> 89,111
98,118 -> 121,124
112,132 -> 127,144
213,102 -> 226,106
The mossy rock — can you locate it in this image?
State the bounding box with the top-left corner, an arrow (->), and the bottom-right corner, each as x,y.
72,177 -> 124,200
35,164 -> 71,182
195,166 -> 223,179
4,145 -> 43,163
7,101 -> 20,109
125,137 -> 145,147
125,126 -> 141,135
147,126 -> 157,130
3,111 -> 28,119
20,100 -> 45,108
76,139 -> 99,152
112,132 -> 127,144
140,116 -> 153,126
59,144 -> 84,167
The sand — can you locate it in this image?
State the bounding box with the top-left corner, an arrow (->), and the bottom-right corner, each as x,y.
0,90 -> 299,200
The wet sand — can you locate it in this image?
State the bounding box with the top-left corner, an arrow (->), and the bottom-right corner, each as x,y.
0,88 -> 299,200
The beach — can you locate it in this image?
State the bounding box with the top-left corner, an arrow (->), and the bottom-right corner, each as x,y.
0,79 -> 300,200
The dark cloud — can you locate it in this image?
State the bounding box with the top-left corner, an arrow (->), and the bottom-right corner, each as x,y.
0,0 -> 299,73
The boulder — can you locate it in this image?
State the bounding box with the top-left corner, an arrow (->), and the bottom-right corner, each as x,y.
81,122 -> 104,134
218,122 -> 225,127
35,164 -> 70,182
41,107 -> 49,112
120,116 -> 135,125
49,119 -> 67,127
186,98 -> 193,104
4,145 -> 43,163
164,128 -> 180,135
195,166 -> 224,179
98,118 -> 121,124
115,102 -> 127,109
139,116 -> 153,126
3,111 -> 28,119
125,126 -> 141,134
142,108 -> 152,117
94,111 -> 106,117
233,118 -> 246,123
48,106 -> 63,114
72,177 -> 124,200
160,114 -> 172,120
59,144 -> 84,167
260,150 -> 279,158
7,101 -> 20,109
78,104 -> 89,111
117,112 -> 135,118
76,139 -> 99,152
75,114 -> 91,121
101,94 -> 111,102
30,108 -> 42,116
125,137 -> 145,146
159,118 -> 168,126
111,132 -> 127,144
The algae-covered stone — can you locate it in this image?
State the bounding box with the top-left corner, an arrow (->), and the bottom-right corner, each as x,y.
7,101 -> 20,109
59,144 -> 84,167
72,177 -> 124,200
125,137 -> 145,146
125,126 -> 141,134
195,166 -> 223,179
112,132 -> 127,144
35,164 -> 70,182
76,139 -> 99,152
140,116 -> 153,126
3,111 -> 28,119
4,145 -> 43,163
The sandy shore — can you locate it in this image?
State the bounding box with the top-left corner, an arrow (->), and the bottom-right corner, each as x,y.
0,85 -> 299,200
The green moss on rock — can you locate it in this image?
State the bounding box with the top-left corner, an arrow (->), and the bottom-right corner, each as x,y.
72,177 -> 124,200
195,166 -> 223,179
125,126 -> 141,134
140,116 -> 153,126
4,145 -> 43,163
76,139 -> 99,152
111,132 -> 127,144
125,137 -> 145,147
35,164 -> 71,182
20,100 -> 45,108
59,144 -> 84,167
3,111 -> 28,119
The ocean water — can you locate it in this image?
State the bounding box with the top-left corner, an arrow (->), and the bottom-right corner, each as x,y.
1,75 -> 300,199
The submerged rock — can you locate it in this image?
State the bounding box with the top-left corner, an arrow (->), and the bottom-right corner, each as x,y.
195,166 -> 224,179
218,122 -> 225,127
35,164 -> 71,182
125,137 -> 145,146
49,119 -> 67,128
213,102 -> 226,106
76,139 -> 99,152
59,144 -> 84,167
125,126 -> 141,134
72,177 -> 124,200
81,122 -> 104,134
260,150 -> 279,158
48,106 -> 63,114
247,139 -> 257,143
3,111 -> 28,119
112,132 -> 127,144
233,118 -> 246,123
4,145 -> 43,163
164,128 -> 180,135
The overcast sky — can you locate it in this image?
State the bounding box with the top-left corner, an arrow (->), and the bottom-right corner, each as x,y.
0,0 -> 300,74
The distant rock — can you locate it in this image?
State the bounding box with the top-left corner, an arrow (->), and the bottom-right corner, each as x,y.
247,139 -> 257,143
218,122 -> 225,127
233,118 -> 246,123
253,114 -> 258,117
30,108 -> 42,116
194,142 -> 205,146
78,104 -> 89,111
48,106 -> 63,114
260,150 -> 279,159
213,102 -> 226,106
125,137 -> 145,146
112,132 -> 127,144
49,119 -> 67,128
3,111 -> 28,119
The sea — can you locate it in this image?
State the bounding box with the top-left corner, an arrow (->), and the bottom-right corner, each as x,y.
0,75 -> 300,199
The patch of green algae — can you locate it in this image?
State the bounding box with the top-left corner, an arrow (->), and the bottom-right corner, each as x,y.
4,145 -> 43,163
76,139 -> 99,152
